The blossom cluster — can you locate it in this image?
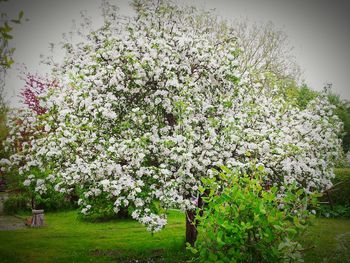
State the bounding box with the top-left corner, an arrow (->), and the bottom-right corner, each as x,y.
1,0 -> 343,232
20,73 -> 58,115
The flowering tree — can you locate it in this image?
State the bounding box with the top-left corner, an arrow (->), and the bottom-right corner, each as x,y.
1,0 -> 342,245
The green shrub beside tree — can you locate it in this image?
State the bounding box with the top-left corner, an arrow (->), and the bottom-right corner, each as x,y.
189,166 -> 318,263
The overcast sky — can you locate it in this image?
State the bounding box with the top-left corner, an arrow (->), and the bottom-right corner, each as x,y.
2,0 -> 350,106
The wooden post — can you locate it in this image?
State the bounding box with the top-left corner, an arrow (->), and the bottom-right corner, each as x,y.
31,209 -> 45,227
326,190 -> 334,210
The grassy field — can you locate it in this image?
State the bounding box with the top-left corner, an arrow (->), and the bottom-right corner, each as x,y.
0,210 -> 349,263
0,210 -> 188,263
302,218 -> 350,263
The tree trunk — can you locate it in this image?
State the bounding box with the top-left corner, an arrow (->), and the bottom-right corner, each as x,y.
185,195 -> 204,246
186,209 -> 197,246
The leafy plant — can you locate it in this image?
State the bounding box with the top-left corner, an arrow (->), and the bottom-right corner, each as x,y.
332,169 -> 350,205
3,193 -> 30,214
316,168 -> 350,218
189,166 -> 317,263
317,204 -> 350,218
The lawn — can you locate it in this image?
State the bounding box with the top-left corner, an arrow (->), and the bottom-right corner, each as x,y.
302,218 -> 350,263
0,210 -> 349,263
0,210 -> 188,263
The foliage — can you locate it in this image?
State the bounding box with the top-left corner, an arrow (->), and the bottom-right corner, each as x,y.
327,94 -> 350,153
0,0 -> 25,107
3,189 -> 77,214
4,192 -> 77,214
2,164 -> 78,213
1,0 -> 343,234
284,83 -> 350,158
331,168 -> 350,206
317,204 -> 350,218
0,0 -> 23,68
284,84 -> 319,110
189,166 -> 317,263
3,193 -> 29,214
316,168 -> 350,218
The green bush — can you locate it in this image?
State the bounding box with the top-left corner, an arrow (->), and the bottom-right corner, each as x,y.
34,192 -> 78,211
317,168 -> 350,218
4,191 -> 77,215
332,168 -> 350,206
317,204 -> 350,218
189,166 -> 317,263
4,194 -> 30,214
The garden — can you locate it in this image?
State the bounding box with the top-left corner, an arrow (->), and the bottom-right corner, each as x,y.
1,0 -> 350,262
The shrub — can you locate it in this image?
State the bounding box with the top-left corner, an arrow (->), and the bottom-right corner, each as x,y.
34,191 -> 78,212
3,190 -> 77,215
189,166 -> 317,263
4,194 -> 30,214
332,168 -> 350,206
317,168 -> 350,218
317,204 -> 350,218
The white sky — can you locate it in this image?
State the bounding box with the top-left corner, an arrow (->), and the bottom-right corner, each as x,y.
2,0 -> 350,106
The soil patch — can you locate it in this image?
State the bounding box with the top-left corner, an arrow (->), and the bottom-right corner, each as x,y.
0,215 -> 26,230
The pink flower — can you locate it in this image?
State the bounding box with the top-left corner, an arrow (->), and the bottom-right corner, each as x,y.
20,73 -> 58,115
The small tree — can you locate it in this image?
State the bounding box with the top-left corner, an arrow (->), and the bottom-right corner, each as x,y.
190,166 -> 316,262
0,0 -> 24,108
1,0 -> 342,245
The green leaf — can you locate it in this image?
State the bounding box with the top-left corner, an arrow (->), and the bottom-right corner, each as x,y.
198,185 -> 205,194
296,188 -> 304,196
273,224 -> 284,231
186,243 -> 198,254
217,230 -> 224,245
2,32 -> 13,40
19,10 -> 24,20
286,227 -> 297,235
10,19 -> 20,24
257,164 -> 265,172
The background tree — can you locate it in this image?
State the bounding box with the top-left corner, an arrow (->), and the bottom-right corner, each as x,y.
283,81 -> 350,159
232,19 -> 301,83
0,0 -> 24,108
327,93 -> 350,153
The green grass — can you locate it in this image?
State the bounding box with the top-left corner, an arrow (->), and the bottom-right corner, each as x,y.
0,210 -> 349,262
302,218 -> 350,263
0,210 -> 188,263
